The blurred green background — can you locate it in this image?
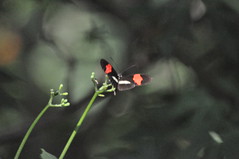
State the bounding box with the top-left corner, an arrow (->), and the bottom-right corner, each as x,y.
1,0 -> 239,158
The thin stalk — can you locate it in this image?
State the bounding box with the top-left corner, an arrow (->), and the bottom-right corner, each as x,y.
14,104 -> 51,159
59,91 -> 99,159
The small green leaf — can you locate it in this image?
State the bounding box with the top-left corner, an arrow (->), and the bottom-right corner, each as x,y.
59,84 -> 63,91
61,92 -> 68,96
64,102 -> 70,107
40,149 -> 57,159
98,94 -> 105,97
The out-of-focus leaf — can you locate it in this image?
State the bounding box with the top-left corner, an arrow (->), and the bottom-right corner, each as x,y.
3,0 -> 37,26
43,4 -> 128,61
0,29 -> 22,66
147,58 -> 196,93
190,0 -> 206,21
40,149 -> 57,159
28,42 -> 67,93
222,0 -> 239,13
209,131 -> 223,144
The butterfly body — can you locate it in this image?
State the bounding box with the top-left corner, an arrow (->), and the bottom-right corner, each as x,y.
100,59 -> 151,91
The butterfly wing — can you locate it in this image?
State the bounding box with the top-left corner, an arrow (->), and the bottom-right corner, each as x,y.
118,74 -> 151,91
100,59 -> 119,88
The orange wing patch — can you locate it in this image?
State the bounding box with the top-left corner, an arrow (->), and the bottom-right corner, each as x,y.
133,74 -> 143,85
105,64 -> 112,74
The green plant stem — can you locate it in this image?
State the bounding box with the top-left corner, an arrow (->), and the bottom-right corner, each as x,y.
14,104 -> 51,159
59,91 -> 99,159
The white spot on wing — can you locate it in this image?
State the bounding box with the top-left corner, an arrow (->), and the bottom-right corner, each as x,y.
112,76 -> 119,83
118,80 -> 131,85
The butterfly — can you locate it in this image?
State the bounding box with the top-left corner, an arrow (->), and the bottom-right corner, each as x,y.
100,59 -> 151,91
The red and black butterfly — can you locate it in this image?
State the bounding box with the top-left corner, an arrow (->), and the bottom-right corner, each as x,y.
100,59 -> 151,91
